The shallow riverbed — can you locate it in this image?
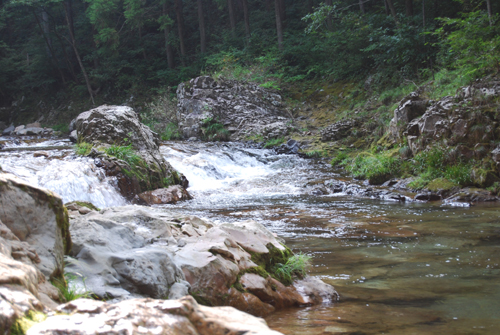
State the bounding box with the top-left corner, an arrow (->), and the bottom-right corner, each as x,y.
1,139 -> 499,334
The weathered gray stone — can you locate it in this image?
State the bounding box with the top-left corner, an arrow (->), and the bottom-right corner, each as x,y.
74,105 -> 185,198
177,76 -> 289,141
135,185 -> 192,205
27,296 -> 283,335
389,92 -> 428,140
0,173 -> 70,280
321,119 -> 359,142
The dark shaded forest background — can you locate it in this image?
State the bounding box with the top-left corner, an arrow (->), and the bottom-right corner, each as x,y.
0,0 -> 498,109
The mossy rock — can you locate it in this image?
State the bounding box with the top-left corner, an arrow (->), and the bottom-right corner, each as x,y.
10,310 -> 46,335
65,201 -> 100,212
471,168 -> 500,188
427,178 -> 457,192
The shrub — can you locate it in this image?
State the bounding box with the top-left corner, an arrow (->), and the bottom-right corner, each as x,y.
104,144 -> 144,167
272,253 -> 312,286
330,151 -> 349,166
75,142 -> 93,156
201,117 -> 230,141
161,122 -> 182,141
264,137 -> 285,148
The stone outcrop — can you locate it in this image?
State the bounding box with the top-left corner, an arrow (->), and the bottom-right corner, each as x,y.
65,205 -> 337,315
73,105 -> 186,199
388,92 -> 429,141
321,118 -> 361,142
5,124 -> 54,136
0,172 -> 71,280
27,296 -> 283,335
177,76 -> 290,141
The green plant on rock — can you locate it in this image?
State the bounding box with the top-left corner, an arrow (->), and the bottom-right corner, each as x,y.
161,122 -> 182,141
201,117 -> 229,141
52,273 -> 91,302
75,142 -> 93,156
330,151 -> 349,166
104,144 -> 144,168
264,137 -> 285,149
10,310 -> 46,335
272,253 -> 312,286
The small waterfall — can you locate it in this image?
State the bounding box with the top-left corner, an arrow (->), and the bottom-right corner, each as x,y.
0,139 -> 126,208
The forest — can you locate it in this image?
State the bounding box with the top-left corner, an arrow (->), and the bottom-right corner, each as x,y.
0,0 -> 498,113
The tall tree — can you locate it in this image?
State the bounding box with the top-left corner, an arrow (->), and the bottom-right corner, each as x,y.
161,2 -> 175,68
325,0 -> 333,30
175,0 -> 186,61
63,0 -> 94,105
405,0 -> 413,16
486,0 -> 492,26
242,0 -> 250,45
197,0 -> 206,52
275,0 -> 283,50
359,0 -> 365,14
385,0 -> 398,23
227,0 -> 236,37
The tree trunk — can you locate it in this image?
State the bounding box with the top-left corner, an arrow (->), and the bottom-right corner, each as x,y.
197,0 -> 206,52
266,0 -> 272,12
279,0 -> 286,23
162,3 -> 174,68
33,9 -> 66,85
486,0 -> 492,26
275,0 -> 283,50
243,0 -> 250,45
325,0 -> 333,30
175,0 -> 186,61
385,0 -> 398,23
405,0 -> 413,16
359,0 -> 365,14
384,0 -> 389,16
64,0 -> 94,105
227,0 -> 236,37
308,0 -> 314,13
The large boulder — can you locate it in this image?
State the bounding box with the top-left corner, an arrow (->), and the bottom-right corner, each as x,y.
65,205 -> 337,315
321,118 -> 360,142
177,76 -> 290,141
28,296 -> 283,335
0,218 -> 60,334
73,105 -> 186,199
0,172 -> 71,280
389,92 -> 428,141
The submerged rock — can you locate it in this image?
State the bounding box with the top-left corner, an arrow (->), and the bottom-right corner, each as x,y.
73,105 -> 187,199
134,185 -> 192,205
28,296 -> 283,335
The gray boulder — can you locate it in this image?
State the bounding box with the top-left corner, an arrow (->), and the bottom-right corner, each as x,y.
28,296 -> 283,335
177,76 -> 289,141
2,124 -> 15,136
74,105 -> 185,198
389,92 -> 428,141
321,118 -> 360,142
0,172 -> 71,280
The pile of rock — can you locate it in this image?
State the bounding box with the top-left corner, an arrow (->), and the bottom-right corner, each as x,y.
1,122 -> 54,136
177,76 -> 292,141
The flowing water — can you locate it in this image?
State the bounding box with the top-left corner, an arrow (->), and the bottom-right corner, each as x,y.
1,138 -> 499,334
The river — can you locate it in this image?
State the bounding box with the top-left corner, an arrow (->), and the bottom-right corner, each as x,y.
1,138 -> 499,334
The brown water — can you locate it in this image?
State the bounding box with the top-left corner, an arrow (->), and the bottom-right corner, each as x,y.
263,199 -> 500,334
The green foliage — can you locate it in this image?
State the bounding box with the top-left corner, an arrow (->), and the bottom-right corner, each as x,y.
264,137 -> 285,149
161,123 -> 182,141
330,151 -> 349,166
75,142 -> 93,156
10,310 -> 46,335
343,151 -> 403,185
201,117 -> 229,141
52,273 -> 91,302
487,182 -> 500,195
272,253 -> 312,286
104,144 -> 144,167
50,124 -> 70,133
304,150 -> 326,158
434,11 -> 500,78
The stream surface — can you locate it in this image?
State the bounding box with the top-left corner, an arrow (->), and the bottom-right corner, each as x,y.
1,138 -> 499,334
